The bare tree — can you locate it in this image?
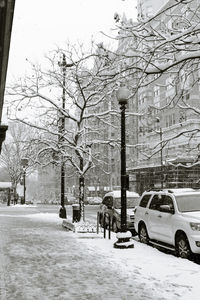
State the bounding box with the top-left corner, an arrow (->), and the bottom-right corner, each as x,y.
0,121 -> 38,201
6,42 -> 124,219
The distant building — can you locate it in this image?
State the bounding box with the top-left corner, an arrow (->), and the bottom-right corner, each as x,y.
84,54 -> 120,194
0,181 -> 12,204
137,0 -> 169,20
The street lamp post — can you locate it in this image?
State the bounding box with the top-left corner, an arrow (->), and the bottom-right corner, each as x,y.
156,117 -> 163,189
59,53 -> 67,219
21,158 -> 28,205
114,86 -> 134,249
160,127 -> 164,189
58,54 -> 75,218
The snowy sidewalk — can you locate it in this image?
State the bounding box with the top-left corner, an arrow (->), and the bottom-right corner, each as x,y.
75,230 -> 200,300
0,206 -> 200,299
62,216 -> 200,300
0,229 -> 7,300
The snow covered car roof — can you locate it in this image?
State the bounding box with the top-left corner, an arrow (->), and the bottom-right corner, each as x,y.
0,182 -> 12,189
168,188 -> 197,194
143,188 -> 200,196
104,190 -> 140,198
171,189 -> 200,196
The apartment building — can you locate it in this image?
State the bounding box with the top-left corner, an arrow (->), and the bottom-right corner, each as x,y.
84,51 -> 122,195
78,0 -> 200,196
137,0 -> 169,19
129,0 -> 200,193
85,33 -> 140,195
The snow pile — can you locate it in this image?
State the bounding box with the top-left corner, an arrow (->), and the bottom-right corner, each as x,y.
11,204 -> 37,208
25,212 -> 61,223
62,217 -> 99,233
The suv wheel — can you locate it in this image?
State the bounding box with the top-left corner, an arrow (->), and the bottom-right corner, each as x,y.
139,224 -> 149,244
112,219 -> 118,233
176,234 -> 192,259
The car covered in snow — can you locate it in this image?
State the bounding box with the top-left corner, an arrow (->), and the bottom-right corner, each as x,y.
86,197 -> 102,205
98,190 -> 140,235
134,188 -> 200,259
25,200 -> 33,205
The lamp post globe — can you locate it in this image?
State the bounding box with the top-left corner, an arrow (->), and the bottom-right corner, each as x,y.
116,86 -> 130,105
114,85 -> 134,249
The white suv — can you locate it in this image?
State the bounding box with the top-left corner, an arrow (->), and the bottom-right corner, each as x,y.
134,189 -> 200,259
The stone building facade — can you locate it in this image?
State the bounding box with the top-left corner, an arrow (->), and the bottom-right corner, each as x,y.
128,0 -> 200,193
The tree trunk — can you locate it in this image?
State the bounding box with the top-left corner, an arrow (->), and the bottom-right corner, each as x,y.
79,157 -> 85,221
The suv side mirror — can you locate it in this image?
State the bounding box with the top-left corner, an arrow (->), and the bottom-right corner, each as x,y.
159,204 -> 174,214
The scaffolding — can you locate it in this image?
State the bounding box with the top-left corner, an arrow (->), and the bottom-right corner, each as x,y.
129,163 -> 200,195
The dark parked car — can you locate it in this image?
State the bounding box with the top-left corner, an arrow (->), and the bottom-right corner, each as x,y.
98,190 -> 140,235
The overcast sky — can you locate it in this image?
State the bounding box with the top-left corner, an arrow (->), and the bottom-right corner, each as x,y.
7,0 -> 137,80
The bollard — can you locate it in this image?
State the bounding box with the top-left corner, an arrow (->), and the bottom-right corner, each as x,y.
103,214 -> 106,238
97,212 -> 99,234
108,214 -> 111,240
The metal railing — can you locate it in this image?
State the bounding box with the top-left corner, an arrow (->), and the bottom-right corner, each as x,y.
97,212 -> 111,239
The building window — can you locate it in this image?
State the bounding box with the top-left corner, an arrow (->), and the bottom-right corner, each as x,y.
169,115 -> 172,126
165,116 -> 169,127
154,86 -> 160,107
172,114 -> 176,125
126,136 -> 129,143
111,159 -> 115,172
154,86 -> 160,97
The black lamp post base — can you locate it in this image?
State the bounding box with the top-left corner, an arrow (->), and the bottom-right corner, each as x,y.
59,206 -> 67,219
114,231 -> 134,249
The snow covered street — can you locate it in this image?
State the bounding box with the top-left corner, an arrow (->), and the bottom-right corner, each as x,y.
0,204 -> 199,300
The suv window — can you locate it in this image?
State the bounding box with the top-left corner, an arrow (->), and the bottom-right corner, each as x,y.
149,195 -> 163,210
162,195 -> 174,209
102,196 -> 113,208
175,194 -> 200,212
149,194 -> 174,211
114,197 -> 140,209
139,194 -> 151,208
102,197 -> 107,205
